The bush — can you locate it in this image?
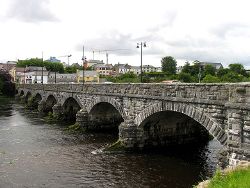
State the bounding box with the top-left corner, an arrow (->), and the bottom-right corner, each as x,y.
202,74 -> 220,83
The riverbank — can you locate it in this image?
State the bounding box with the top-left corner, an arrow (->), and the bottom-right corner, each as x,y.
196,161 -> 250,188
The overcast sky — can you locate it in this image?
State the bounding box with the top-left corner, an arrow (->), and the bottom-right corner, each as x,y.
1,0 -> 250,68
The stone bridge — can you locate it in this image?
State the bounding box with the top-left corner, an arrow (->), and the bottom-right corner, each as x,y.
17,83 -> 250,165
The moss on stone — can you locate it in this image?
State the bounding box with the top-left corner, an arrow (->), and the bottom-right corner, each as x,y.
65,122 -> 86,133
44,112 -> 58,123
104,140 -> 126,153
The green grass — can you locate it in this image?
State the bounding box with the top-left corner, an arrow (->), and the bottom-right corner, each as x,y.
207,167 -> 250,188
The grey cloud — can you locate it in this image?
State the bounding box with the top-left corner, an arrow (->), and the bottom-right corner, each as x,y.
148,11 -> 177,33
76,30 -> 165,57
211,22 -> 249,39
6,0 -> 58,23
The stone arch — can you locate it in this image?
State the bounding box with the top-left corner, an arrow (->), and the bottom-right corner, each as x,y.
44,94 -> 57,113
44,93 -> 58,104
62,97 -> 81,122
33,93 -> 42,103
61,94 -> 83,109
86,96 -> 126,120
134,101 -> 227,146
20,90 -> 24,96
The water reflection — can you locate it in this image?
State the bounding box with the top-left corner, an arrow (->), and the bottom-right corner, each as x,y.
0,96 -> 222,188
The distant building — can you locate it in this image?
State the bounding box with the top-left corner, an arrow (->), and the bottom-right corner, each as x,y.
129,66 -> 141,75
48,73 -> 77,83
177,66 -> 183,74
193,60 -> 223,70
113,63 -> 131,75
142,65 -> 158,73
93,64 -> 113,76
77,70 -> 99,83
86,60 -> 104,68
46,57 -> 61,63
24,66 -> 49,84
71,63 -> 81,68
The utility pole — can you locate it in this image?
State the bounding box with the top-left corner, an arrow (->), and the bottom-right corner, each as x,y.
136,42 -> 147,83
82,45 -> 85,86
42,51 -> 43,85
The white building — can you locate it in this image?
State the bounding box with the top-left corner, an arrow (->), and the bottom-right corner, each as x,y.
142,65 -> 158,73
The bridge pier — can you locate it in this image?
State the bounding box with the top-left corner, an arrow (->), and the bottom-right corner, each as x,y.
52,104 -> 63,120
76,109 -> 89,130
38,100 -> 47,115
227,106 -> 250,166
119,121 -> 144,148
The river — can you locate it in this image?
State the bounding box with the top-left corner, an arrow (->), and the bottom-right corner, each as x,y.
0,96 -> 222,188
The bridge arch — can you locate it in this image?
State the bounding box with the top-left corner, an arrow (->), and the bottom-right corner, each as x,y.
134,101 -> 227,146
62,97 -> 81,122
44,95 -> 57,113
86,96 -> 126,120
32,93 -> 42,108
20,90 -> 24,96
87,101 -> 124,131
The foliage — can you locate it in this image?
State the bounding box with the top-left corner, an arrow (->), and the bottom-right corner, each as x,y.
178,72 -> 194,83
202,74 -> 220,83
104,140 -> 126,153
217,68 -> 230,78
17,58 -> 64,73
229,63 -> 247,76
220,72 -> 244,82
65,65 -> 78,73
207,167 -> 250,188
204,65 -> 216,76
161,56 -> 177,74
106,73 -> 140,83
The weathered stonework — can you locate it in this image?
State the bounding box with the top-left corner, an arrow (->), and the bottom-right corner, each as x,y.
17,83 -> 250,164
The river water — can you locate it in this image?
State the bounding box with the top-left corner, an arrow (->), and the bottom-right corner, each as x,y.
0,96 -> 222,188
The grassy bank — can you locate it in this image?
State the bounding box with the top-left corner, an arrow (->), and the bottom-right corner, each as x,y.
196,161 -> 250,188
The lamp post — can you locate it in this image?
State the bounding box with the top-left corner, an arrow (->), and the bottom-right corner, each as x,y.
82,45 -> 86,86
137,42 -> 147,83
67,54 -> 72,66
41,52 -> 44,85
54,71 -> 56,84
198,64 -> 201,83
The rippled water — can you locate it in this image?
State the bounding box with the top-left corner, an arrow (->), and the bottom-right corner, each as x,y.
0,96 -> 222,188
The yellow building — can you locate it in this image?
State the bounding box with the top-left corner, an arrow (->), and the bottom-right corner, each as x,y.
77,70 -> 99,83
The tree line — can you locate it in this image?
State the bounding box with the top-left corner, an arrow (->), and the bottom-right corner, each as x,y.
16,57 -> 250,83
161,56 -> 250,83
16,58 -> 83,74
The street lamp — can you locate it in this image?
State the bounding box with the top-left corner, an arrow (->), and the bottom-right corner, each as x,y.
137,42 -> 147,83
67,54 -> 72,66
82,45 -> 86,86
41,51 -> 44,85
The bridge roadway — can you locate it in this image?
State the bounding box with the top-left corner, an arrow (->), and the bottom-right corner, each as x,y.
17,83 -> 250,166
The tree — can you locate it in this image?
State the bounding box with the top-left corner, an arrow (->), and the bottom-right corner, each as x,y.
181,62 -> 192,74
229,63 -> 247,76
17,58 -> 64,73
204,65 -> 216,76
178,72 -> 194,83
161,56 -> 177,75
217,68 -> 230,78
221,72 -> 244,82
